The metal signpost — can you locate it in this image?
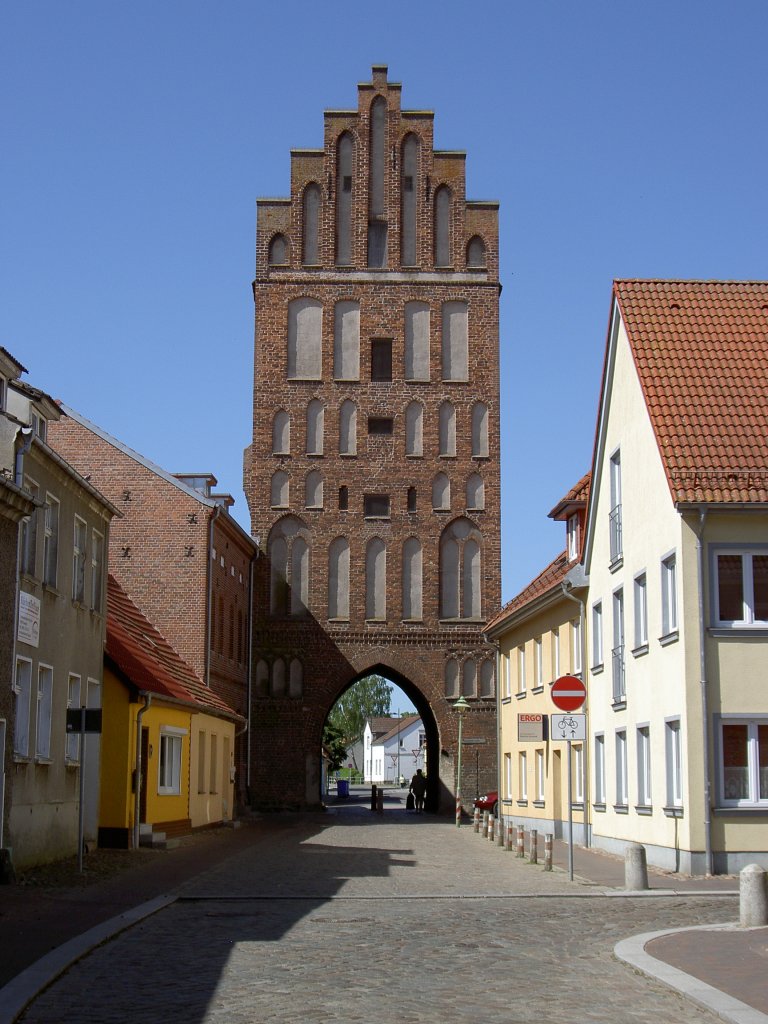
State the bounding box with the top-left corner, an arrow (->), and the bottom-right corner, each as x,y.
550,676 -> 586,881
66,707 -> 102,873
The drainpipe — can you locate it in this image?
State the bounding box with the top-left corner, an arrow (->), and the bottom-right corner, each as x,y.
241,549 -> 257,801
14,425 -> 34,487
133,692 -> 152,851
205,506 -> 222,687
694,509 -> 713,875
561,580 -> 590,848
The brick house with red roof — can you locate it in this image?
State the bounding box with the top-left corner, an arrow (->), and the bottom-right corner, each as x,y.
581,280 -> 768,873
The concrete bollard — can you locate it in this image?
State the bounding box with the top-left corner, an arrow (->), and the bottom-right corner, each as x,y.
496,819 -> 504,847
529,829 -> 538,864
482,811 -> 489,838
544,833 -> 553,871
740,864 -> 768,927
505,823 -> 514,852
488,816 -> 495,842
376,788 -> 384,814
517,826 -> 525,859
370,785 -> 377,812
625,842 -> 649,890
473,808 -> 480,833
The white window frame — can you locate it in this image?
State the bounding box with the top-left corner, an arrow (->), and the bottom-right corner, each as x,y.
711,547 -> 768,627
661,551 -> 678,637
43,493 -> 59,588
158,727 -> 187,795
13,657 -> 33,757
517,645 -> 526,695
534,637 -> 543,689
636,725 -> 652,807
573,744 -> 584,804
504,752 -> 512,800
566,513 -> 579,561
571,618 -> 582,676
535,749 -> 545,802
615,729 -> 628,807
65,674 -> 81,762
609,448 -> 622,563
91,529 -> 104,612
633,572 -> 648,650
612,588 -> 625,702
502,654 -> 511,699
594,733 -> 606,805
717,717 -> 768,807
591,601 -> 603,668
519,750 -> 528,801
36,664 -> 53,760
665,718 -> 683,808
73,516 -> 87,603
552,628 -> 560,680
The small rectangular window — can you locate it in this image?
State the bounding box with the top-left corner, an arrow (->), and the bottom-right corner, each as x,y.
661,553 -> 678,636
404,175 -> 414,192
159,732 -> 183,794
73,517 -> 87,603
519,751 -> 527,801
634,572 -> 648,649
714,549 -> 768,626
368,416 -> 393,435
364,494 -> 390,519
342,175 -> 352,192
339,486 -> 349,511
616,729 -> 628,806
43,494 -> 59,587
594,734 -> 606,805
371,338 -> 393,381
665,719 -> 683,807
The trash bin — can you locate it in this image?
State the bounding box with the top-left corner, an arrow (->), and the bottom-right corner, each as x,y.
337,779 -> 349,798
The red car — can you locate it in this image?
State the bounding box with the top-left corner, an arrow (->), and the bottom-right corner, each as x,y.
473,790 -> 498,815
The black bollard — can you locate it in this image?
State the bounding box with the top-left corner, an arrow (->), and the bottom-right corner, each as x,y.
370,784 -> 377,812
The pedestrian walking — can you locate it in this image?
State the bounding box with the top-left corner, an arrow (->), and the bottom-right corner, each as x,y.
409,768 -> 427,813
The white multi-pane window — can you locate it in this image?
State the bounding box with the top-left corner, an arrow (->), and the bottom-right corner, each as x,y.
13,657 -> 33,756
633,572 -> 648,649
594,733 -> 606,805
615,729 -> 628,806
43,494 -> 59,587
91,530 -> 104,613
158,729 -> 184,795
591,602 -> 603,668
502,654 -> 511,699
552,628 -> 560,680
36,665 -> 53,759
665,719 -> 683,808
719,719 -> 768,806
612,589 -> 625,702
571,618 -> 582,676
661,553 -> 678,636
20,478 -> 39,576
609,449 -> 622,563
566,513 -> 579,561
534,637 -> 543,688
535,749 -> 545,802
517,645 -> 526,694
505,752 -> 513,800
573,745 -> 584,804
637,726 -> 652,807
519,751 -> 527,800
713,549 -> 768,626
66,674 -> 81,762
73,516 -> 87,602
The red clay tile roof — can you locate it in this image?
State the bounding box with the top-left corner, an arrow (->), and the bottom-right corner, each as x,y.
374,714 -> 421,745
615,280 -> 768,504
486,550 -> 570,633
548,471 -> 591,519
106,575 -> 242,721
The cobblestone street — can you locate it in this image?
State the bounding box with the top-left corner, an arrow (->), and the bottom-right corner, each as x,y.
17,798 -> 737,1024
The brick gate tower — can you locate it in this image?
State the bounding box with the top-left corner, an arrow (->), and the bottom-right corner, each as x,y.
244,66 -> 501,812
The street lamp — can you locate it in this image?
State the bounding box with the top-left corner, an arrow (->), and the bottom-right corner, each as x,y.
453,696 -> 470,827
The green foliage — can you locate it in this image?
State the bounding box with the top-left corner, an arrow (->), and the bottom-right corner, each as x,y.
322,719 -> 348,774
328,674 -> 393,749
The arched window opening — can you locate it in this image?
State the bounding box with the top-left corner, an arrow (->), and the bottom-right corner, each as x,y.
270,470 -> 289,509
401,134 -> 420,266
434,185 -> 452,267
441,301 -> 468,382
334,300 -> 360,380
480,660 -> 494,698
439,518 -> 483,620
328,537 -> 350,620
365,537 -> 387,620
302,183 -> 321,265
404,301 -> 430,381
336,133 -> 354,266
368,96 -> 387,267
287,298 -> 322,380
306,399 -> 324,455
272,410 -> 290,455
466,473 -> 485,511
269,233 -> 289,266
268,516 -> 311,618
405,401 -> 424,456
339,399 -> 357,455
402,537 -> 423,620
432,473 -> 451,511
471,402 -> 489,457
467,235 -> 486,268
439,401 -> 456,457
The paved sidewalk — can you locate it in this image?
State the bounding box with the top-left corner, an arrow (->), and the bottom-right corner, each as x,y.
0,798 -> 763,1024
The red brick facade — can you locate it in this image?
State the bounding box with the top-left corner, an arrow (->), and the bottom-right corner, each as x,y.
244,67 -> 501,811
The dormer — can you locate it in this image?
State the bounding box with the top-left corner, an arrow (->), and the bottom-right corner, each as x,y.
173,473 -> 218,498
7,378 -> 61,442
549,472 -> 591,563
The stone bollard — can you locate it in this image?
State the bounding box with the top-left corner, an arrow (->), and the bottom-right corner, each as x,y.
488,816 -> 495,842
482,811 -> 489,838
370,785 -> 377,813
376,788 -> 384,814
544,833 -> 553,871
625,842 -> 649,890
505,823 -> 514,852
529,829 -> 538,864
496,819 -> 504,847
517,826 -> 525,859
740,864 -> 768,927
473,808 -> 480,833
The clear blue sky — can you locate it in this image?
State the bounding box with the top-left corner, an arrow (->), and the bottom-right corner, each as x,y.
3,1 -> 768,607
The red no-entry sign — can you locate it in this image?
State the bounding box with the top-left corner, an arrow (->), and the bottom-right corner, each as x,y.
551,675 -> 586,712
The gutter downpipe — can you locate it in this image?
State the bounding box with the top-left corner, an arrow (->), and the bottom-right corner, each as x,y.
133,692 -> 152,851
205,506 -> 222,688
561,581 -> 590,853
242,550 -> 257,801
694,509 -> 714,875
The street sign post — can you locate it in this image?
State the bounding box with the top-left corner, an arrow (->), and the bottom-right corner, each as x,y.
551,676 -> 587,881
